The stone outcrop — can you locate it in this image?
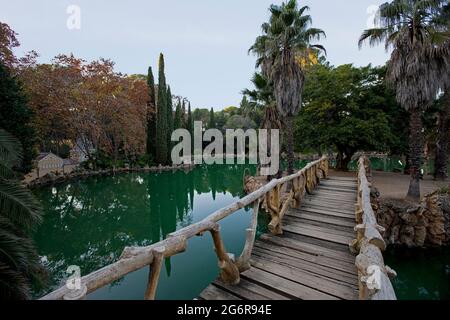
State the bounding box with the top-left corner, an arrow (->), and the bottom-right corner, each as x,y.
376,190 -> 450,247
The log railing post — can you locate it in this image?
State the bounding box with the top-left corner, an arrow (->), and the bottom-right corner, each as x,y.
352,156 -> 397,300
210,224 -> 240,285
268,184 -> 283,235
144,246 -> 165,300
237,200 -> 260,272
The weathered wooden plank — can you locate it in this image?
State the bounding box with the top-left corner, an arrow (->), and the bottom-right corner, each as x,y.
242,267 -> 338,300
316,186 -> 357,194
252,247 -> 358,286
292,207 -> 355,220
214,278 -> 290,300
250,256 -> 358,300
283,224 -> 352,245
254,241 -> 357,273
284,214 -> 355,232
283,217 -> 355,239
301,199 -> 356,210
199,284 -> 241,300
306,193 -> 356,201
300,203 -> 356,214
304,195 -> 356,204
257,236 -> 355,263
286,210 -> 355,228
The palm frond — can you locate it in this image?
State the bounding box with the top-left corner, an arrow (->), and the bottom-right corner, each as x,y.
0,129 -> 22,173
0,179 -> 43,231
359,28 -> 389,49
310,44 -> 327,55
0,217 -> 46,300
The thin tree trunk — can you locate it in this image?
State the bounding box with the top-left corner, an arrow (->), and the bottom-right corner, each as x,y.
285,117 -> 295,175
434,91 -> 450,181
335,151 -> 353,171
406,108 -> 423,201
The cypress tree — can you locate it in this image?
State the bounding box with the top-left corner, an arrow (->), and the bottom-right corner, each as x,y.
181,100 -> 187,128
187,102 -> 194,155
155,53 -> 168,165
0,63 -> 36,173
208,108 -> 215,129
187,102 -> 193,135
174,100 -> 182,129
146,66 -> 157,160
166,86 -> 174,163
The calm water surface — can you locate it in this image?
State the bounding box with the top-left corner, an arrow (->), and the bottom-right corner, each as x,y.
385,247 -> 450,300
32,164 -> 268,300
33,159 -> 450,300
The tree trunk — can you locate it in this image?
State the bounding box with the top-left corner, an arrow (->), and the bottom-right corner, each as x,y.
335,148 -> 354,171
285,117 -> 295,175
406,108 -> 423,201
434,91 -> 450,181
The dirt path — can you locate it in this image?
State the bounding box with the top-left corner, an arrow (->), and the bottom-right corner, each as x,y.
328,169 -> 448,199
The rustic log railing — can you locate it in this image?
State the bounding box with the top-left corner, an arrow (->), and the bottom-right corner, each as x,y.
40,157 -> 329,300
351,156 -> 397,300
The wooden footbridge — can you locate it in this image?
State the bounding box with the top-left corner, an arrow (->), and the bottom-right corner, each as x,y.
41,157 -> 397,301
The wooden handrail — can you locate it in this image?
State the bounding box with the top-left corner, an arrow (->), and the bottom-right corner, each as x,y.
40,157 -> 329,300
352,156 -> 397,300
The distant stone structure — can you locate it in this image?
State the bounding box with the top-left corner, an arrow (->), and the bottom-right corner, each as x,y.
35,152 -> 79,178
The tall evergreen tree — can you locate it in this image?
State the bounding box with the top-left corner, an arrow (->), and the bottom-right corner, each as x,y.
155,54 -> 168,165
0,63 -> 36,173
187,102 -> 193,134
187,102 -> 194,155
208,108 -> 216,129
181,100 -> 187,128
174,100 -> 183,129
166,86 -> 174,163
146,66 -> 157,160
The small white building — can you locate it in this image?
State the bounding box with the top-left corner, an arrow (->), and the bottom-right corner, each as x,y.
37,153 -> 64,172
35,153 -> 78,178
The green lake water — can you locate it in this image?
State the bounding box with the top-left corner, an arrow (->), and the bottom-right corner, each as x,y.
32,158 -> 450,300
32,164 -> 265,300
384,247 -> 450,300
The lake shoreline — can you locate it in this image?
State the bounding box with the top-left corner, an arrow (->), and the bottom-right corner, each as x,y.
25,163 -> 197,189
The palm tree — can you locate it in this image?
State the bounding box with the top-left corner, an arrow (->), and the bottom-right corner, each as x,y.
359,0 -> 449,200
243,73 -> 282,179
0,129 -> 45,299
433,3 -> 450,180
250,0 -> 326,175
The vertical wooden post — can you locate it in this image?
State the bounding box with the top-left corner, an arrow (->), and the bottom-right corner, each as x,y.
268,184 -> 282,235
306,167 -> 313,194
237,200 -> 260,272
210,224 -> 240,285
144,247 -> 165,300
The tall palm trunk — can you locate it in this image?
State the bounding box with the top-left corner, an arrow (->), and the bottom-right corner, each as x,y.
434,91 -> 450,181
285,117 -> 295,175
407,108 -> 424,201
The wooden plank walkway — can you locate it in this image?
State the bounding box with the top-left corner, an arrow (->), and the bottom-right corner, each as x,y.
199,176 -> 359,300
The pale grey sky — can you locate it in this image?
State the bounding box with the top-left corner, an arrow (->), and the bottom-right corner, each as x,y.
0,0 -> 390,110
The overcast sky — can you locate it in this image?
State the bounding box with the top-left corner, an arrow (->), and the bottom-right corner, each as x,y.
0,0 -> 390,110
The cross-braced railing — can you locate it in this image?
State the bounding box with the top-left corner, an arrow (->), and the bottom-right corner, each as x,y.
40,157 -> 329,300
